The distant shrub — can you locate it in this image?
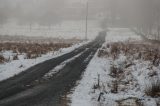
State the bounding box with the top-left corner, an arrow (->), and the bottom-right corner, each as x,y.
145,79 -> 160,97
111,80 -> 118,93
0,55 -> 5,63
13,54 -> 18,60
110,43 -> 119,54
97,49 -> 109,57
110,65 -> 118,78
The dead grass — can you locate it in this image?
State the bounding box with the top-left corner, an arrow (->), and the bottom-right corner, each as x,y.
110,65 -> 118,78
0,55 -> 5,63
98,42 -> 160,66
111,80 -> 118,93
116,97 -> 143,106
97,41 -> 160,104
98,41 -> 160,96
0,42 -> 72,62
13,54 -> 18,60
97,49 -> 109,57
145,79 -> 160,97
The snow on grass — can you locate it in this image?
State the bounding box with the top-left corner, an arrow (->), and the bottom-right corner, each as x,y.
0,41 -> 90,81
70,28 -> 159,106
70,52 -> 144,106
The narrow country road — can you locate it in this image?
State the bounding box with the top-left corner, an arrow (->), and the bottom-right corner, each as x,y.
0,31 -> 106,106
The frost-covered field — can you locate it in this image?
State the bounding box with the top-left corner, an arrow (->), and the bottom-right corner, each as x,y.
0,20 -> 101,40
70,28 -> 160,106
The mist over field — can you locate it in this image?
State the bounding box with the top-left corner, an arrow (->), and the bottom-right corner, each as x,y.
0,0 -> 159,39
0,0 -> 160,106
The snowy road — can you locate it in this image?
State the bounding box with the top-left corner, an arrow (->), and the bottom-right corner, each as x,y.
0,31 -> 106,106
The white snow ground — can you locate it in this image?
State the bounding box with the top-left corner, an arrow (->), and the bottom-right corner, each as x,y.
70,28 -> 159,106
0,41 -> 89,81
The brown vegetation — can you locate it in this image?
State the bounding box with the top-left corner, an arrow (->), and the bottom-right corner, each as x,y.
98,42 -> 160,66
0,42 -> 72,62
98,42 -> 160,98
145,79 -> 160,97
0,55 -> 5,63
116,97 -> 143,106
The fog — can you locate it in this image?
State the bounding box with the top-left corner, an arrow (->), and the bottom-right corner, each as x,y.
0,0 -> 160,39
1,0 -> 106,26
0,0 -> 88,26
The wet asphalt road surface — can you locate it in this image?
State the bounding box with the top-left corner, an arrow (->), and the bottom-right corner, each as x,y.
0,31 -> 106,106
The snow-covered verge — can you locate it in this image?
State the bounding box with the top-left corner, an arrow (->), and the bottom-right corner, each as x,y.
70,28 -> 160,106
0,41 -> 89,81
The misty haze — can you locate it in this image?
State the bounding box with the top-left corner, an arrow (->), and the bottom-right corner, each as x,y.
0,0 -> 160,106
